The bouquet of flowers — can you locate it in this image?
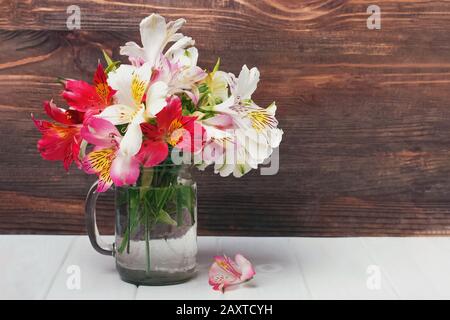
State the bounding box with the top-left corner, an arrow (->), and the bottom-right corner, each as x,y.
33,13 -> 283,191
33,14 -> 283,267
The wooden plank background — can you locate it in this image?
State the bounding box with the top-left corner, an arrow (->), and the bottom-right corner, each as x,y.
2,0 -> 450,236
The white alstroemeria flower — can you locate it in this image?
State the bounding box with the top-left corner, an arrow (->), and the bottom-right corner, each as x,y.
203,59 -> 229,104
197,120 -> 232,171
199,65 -> 283,177
201,124 -> 276,177
214,65 -> 283,150
207,70 -> 229,103
98,63 -> 168,158
120,13 -> 194,69
156,47 -> 206,104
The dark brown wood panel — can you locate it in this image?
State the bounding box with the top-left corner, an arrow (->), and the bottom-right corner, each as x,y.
1,0 -> 450,236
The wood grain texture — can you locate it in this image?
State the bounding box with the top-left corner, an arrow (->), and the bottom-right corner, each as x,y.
1,0 -> 450,236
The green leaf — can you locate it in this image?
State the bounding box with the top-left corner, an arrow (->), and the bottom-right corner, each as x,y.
56,77 -> 67,85
140,169 -> 154,192
188,187 -> 195,224
176,188 -> 184,226
198,83 -> 209,94
118,188 -> 141,254
117,234 -> 129,254
148,187 -> 176,215
181,93 -> 196,114
102,50 -> 120,73
156,209 -> 177,226
175,186 -> 195,226
102,50 -> 114,66
105,61 -> 120,74
212,57 -> 221,74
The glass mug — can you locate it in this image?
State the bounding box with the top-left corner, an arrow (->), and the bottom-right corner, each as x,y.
85,164 -> 197,285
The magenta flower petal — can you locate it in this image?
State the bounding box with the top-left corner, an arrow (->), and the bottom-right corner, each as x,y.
43,100 -> 84,125
61,64 -> 115,114
136,140 -> 169,167
81,117 -> 121,147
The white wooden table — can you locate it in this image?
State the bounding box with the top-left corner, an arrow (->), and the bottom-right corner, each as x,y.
1,235 -> 450,300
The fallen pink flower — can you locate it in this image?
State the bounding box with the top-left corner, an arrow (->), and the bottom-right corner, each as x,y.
208,254 -> 256,292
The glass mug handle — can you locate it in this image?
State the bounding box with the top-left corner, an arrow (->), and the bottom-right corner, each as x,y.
85,181 -> 114,256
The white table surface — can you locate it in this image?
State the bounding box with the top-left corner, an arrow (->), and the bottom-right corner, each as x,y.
1,235 -> 450,300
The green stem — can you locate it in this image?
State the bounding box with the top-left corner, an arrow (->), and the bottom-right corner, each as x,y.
145,212 -> 151,275
118,230 -> 129,254
140,167 -> 153,191
126,192 -> 131,254
158,166 -> 166,187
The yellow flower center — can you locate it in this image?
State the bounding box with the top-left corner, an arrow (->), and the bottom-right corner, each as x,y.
166,119 -> 184,146
131,74 -> 147,106
248,110 -> 276,132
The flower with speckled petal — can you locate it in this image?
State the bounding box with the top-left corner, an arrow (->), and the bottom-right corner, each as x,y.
208,254 -> 256,292
81,117 -> 139,192
98,62 -> 168,162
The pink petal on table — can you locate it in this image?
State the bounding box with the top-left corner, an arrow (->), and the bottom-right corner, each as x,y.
208,254 -> 255,292
235,254 -> 256,281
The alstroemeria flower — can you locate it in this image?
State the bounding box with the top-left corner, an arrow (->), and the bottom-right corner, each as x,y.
204,70 -> 229,105
120,13 -> 194,69
214,65 -> 283,151
200,65 -> 283,177
137,96 -> 204,167
196,114 -> 234,172
33,64 -> 115,171
61,63 -> 116,120
81,117 -> 139,192
98,62 -> 168,161
156,48 -> 207,104
208,254 -> 256,292
32,100 -> 84,170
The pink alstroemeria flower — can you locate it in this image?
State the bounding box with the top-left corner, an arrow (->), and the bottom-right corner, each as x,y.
208,254 -> 256,292
81,117 -> 140,192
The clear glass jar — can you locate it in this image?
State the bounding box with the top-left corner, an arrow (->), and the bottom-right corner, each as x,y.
85,164 -> 197,286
